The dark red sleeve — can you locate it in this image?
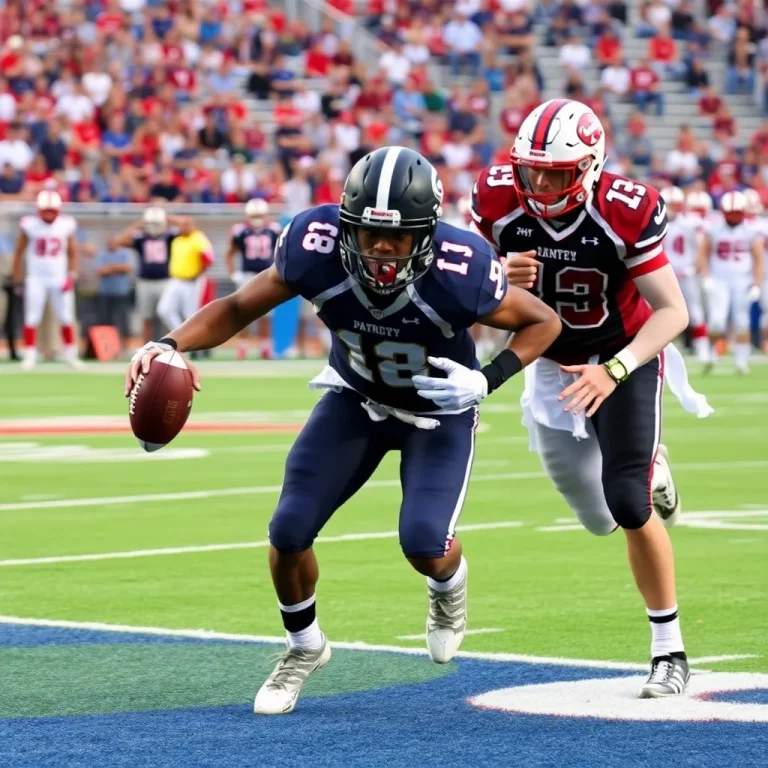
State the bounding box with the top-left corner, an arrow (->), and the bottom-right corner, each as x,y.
594,174 -> 670,279
469,165 -> 521,251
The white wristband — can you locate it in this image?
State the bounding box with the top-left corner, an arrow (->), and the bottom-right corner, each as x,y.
615,349 -> 639,375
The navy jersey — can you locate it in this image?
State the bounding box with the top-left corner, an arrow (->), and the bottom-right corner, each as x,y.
131,231 -> 177,280
275,204 -> 507,412
231,223 -> 278,274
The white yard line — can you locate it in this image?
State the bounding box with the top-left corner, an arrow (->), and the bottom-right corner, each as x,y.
0,472 -> 547,512
0,521 -> 524,567
2,459 -> 766,514
397,628 -> 505,641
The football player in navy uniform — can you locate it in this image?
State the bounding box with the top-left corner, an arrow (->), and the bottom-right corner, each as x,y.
225,198 -> 280,359
471,99 -> 713,698
110,207 -> 178,343
125,147 -> 560,714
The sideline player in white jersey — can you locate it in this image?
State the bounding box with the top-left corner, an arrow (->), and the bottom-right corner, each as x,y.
661,186 -> 710,362
743,188 -> 768,352
11,190 -> 81,370
699,190 -> 764,374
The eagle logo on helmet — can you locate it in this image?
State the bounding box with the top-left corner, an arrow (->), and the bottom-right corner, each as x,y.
576,113 -> 603,147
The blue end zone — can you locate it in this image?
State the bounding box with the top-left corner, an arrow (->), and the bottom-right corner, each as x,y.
1,624 -> 765,768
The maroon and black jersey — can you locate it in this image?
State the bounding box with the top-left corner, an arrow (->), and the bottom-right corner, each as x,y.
471,166 -> 670,364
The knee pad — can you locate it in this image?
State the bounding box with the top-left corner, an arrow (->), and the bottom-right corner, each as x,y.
268,499 -> 317,553
399,517 -> 449,560
603,476 -> 652,530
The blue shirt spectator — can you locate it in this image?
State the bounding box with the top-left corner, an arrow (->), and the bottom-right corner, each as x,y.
0,163 -> 22,194
96,245 -> 133,297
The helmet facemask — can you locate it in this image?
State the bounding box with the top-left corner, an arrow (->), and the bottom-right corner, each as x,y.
339,207 -> 436,294
510,153 -> 595,218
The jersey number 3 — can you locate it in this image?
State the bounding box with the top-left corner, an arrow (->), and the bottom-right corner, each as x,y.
537,264 -> 609,329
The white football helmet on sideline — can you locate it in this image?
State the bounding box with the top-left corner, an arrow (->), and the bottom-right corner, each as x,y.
685,189 -> 713,216
743,188 -> 763,217
721,190 -> 747,226
510,98 -> 606,218
36,189 -> 62,224
143,206 -> 167,236
245,198 -> 269,228
660,186 -> 685,220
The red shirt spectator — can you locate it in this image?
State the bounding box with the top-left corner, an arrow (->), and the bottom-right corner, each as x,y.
698,91 -> 722,116
96,10 -> 124,37
630,63 -> 659,92
713,110 -> 736,138
305,45 -> 331,77
500,106 -> 526,135
648,34 -> 676,63
595,32 -> 623,67
167,67 -> 196,94
162,44 -> 184,65
273,102 -> 303,125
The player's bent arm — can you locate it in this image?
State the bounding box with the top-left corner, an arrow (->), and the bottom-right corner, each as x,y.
619,265 -> 689,371
11,231 -> 27,284
110,223 -> 141,249
165,265 -> 296,353
224,242 -> 237,275
66,236 -> 78,276
477,287 -> 561,393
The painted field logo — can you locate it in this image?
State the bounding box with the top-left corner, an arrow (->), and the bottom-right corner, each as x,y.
470,674 -> 768,722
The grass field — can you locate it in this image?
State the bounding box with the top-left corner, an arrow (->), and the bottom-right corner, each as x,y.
1,357 -> 767,766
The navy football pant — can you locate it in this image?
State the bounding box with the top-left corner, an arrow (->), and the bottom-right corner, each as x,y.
269,389 -> 478,559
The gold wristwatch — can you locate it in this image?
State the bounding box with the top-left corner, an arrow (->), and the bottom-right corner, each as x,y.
603,357 -> 629,384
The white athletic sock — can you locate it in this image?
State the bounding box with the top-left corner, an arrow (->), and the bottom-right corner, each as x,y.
427,555 -> 467,593
693,337 -> 710,362
647,605 -> 684,658
279,595 -> 323,650
734,342 -> 750,369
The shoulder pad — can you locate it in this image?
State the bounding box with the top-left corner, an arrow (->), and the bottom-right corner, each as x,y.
471,165 -> 521,249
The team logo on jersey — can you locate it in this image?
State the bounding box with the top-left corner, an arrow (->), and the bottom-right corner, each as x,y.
581,237 -> 599,245
576,113 -> 603,147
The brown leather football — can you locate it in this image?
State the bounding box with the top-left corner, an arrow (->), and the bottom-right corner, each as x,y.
128,350 -> 194,451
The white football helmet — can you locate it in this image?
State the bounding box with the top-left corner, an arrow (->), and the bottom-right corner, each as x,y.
685,189 -> 713,216
143,206 -> 167,236
36,189 -> 62,223
510,98 -> 606,218
743,188 -> 763,216
245,198 -> 269,228
660,186 -> 685,220
721,190 -> 747,225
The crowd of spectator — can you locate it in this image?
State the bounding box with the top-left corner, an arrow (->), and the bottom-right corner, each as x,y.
0,0 -> 765,211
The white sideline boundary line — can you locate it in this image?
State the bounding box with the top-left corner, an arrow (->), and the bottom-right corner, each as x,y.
3,460 -> 767,514
0,521 -> 525,567
0,615 -> 651,671
0,615 -> 751,674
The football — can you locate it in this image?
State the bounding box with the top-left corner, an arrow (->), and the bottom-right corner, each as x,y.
128,350 -> 195,452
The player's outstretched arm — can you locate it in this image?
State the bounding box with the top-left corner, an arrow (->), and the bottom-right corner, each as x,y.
480,285 -> 562,368
124,266 -> 295,395
751,235 -> 764,290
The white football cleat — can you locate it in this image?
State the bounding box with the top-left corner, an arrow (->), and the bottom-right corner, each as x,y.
20,354 -> 36,371
652,444 -> 681,528
67,357 -> 85,370
253,635 -> 331,715
426,564 -> 467,664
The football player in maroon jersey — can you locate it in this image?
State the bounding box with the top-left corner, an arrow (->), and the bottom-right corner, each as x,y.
471,98 -> 712,697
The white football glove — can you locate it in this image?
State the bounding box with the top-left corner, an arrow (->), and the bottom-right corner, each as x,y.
701,276 -> 715,294
231,271 -> 245,286
412,356 -> 488,410
748,284 -> 761,302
